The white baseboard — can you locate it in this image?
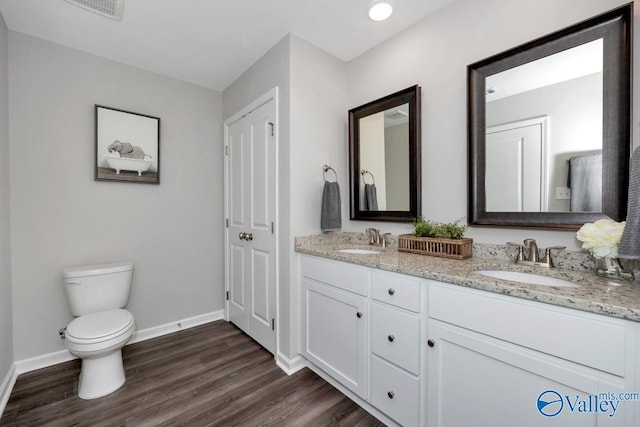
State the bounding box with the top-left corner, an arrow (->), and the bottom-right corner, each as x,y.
276,352 -> 306,375
0,364 -> 17,418
14,309 -> 225,376
14,349 -> 76,375
129,310 -> 225,344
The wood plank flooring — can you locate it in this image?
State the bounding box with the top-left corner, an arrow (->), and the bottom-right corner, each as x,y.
1,321 -> 385,427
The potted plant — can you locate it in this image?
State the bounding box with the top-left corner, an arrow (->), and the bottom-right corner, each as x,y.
398,217 -> 473,259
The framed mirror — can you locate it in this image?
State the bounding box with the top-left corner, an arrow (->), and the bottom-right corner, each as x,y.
468,4 -> 631,229
349,85 -> 421,222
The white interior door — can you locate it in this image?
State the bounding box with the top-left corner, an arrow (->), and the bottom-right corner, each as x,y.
486,117 -> 548,212
225,95 -> 277,355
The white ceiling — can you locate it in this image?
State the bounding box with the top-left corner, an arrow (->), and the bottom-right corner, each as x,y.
486,39 -> 603,102
0,0 -> 457,91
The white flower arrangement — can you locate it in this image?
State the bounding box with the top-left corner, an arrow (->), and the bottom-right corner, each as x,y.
576,219 -> 626,259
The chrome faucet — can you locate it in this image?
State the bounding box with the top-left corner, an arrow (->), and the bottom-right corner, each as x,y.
507,239 -> 565,268
366,228 -> 380,245
366,228 -> 390,248
524,239 -> 539,263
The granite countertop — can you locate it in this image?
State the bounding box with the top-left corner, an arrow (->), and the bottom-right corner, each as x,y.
295,234 -> 640,323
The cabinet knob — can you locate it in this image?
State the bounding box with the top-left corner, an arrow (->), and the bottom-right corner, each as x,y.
356,311 -> 363,318
387,335 -> 395,342
427,339 -> 435,348
388,288 -> 395,295
387,391 -> 395,399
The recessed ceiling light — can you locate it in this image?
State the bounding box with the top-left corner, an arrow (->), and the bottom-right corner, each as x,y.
368,0 -> 394,21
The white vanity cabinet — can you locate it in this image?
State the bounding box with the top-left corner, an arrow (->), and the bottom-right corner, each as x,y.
369,270 -> 423,427
300,255 -> 369,398
299,252 -> 639,427
300,255 -> 424,426
426,281 -> 639,427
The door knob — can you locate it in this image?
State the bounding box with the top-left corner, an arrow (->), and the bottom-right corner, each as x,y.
246,233 -> 253,241
356,311 -> 363,318
239,232 -> 247,240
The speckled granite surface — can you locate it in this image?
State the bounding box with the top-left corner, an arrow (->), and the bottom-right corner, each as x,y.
295,233 -> 640,322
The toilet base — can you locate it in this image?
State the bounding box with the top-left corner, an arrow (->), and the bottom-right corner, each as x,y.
77,349 -> 126,399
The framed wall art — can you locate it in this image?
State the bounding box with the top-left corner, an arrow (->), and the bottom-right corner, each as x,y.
95,105 -> 160,184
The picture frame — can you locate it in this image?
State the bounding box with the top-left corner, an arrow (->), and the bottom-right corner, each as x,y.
95,105 -> 160,184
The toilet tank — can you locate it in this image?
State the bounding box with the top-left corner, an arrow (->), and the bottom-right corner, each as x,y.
62,261 -> 134,316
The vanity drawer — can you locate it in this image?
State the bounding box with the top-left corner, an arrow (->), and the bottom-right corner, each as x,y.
428,282 -> 628,376
371,270 -> 421,312
301,255 -> 368,296
371,302 -> 420,375
370,355 -> 419,427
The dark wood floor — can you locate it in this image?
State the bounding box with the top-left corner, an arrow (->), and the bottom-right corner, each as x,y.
1,321 -> 385,427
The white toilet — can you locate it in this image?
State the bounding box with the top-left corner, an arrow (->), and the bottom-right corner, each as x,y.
62,261 -> 136,400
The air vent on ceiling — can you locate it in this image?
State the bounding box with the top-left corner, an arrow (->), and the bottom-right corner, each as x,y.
65,0 -> 125,21
385,109 -> 408,120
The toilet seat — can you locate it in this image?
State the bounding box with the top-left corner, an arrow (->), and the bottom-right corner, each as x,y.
66,309 -> 135,345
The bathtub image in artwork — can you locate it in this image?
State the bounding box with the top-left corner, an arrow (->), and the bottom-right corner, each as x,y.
104,140 -> 153,176
95,105 -> 160,184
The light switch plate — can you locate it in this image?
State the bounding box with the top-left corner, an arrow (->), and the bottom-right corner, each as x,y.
555,187 -> 571,200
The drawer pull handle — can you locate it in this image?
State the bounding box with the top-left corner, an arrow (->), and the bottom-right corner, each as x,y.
387,335 -> 395,342
356,311 -> 363,318
388,288 -> 395,295
427,339 -> 435,348
387,391 -> 395,399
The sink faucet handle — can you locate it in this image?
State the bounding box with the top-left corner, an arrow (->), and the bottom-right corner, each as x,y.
381,233 -> 391,248
507,242 -> 525,262
543,246 -> 566,268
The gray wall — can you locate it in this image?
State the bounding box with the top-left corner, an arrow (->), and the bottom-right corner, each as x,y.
344,0 -> 635,250
0,13 -> 13,387
9,32 -> 223,360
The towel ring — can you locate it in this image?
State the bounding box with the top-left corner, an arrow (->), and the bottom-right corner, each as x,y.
323,165 -> 338,182
361,169 -> 375,185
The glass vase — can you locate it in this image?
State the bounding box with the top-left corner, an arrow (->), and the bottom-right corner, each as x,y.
595,257 -> 635,281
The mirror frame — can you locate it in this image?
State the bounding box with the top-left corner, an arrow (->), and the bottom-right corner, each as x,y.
349,85 -> 421,222
468,4 -> 632,229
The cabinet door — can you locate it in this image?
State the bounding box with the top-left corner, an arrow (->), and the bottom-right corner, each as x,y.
302,278 -> 367,398
427,320 -> 633,427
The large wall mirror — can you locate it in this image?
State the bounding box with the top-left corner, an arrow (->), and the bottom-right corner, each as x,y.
349,85 -> 421,222
468,4 -> 631,229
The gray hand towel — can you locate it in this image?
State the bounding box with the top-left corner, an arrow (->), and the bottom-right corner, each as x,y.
364,183 -> 378,211
568,154 -> 602,212
321,181 -> 342,231
619,147 -> 640,259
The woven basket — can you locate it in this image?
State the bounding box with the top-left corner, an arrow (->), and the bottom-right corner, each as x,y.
397,234 -> 473,260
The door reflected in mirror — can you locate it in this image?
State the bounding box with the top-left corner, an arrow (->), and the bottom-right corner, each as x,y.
484,39 -> 603,214
359,103 -> 410,211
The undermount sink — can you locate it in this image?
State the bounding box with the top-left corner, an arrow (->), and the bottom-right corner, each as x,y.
476,270 -> 580,288
337,248 -> 381,255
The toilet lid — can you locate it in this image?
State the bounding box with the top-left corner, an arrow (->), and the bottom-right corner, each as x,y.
66,309 -> 134,342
